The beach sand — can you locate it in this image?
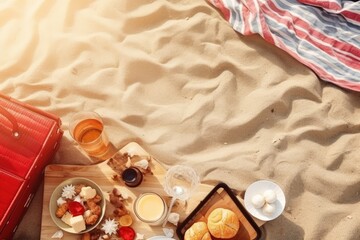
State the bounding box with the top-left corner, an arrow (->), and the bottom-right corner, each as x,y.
0,0 -> 359,239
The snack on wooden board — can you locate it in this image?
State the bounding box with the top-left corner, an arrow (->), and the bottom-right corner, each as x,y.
55,183 -> 102,233
81,188 -> 134,240
184,221 -> 211,240
107,152 -> 153,182
207,208 -> 240,239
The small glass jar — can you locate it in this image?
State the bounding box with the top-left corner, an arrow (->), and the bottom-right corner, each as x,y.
133,192 -> 168,226
121,167 -> 143,187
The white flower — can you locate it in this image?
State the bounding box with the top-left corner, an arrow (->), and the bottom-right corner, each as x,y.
61,184 -> 76,199
101,218 -> 118,235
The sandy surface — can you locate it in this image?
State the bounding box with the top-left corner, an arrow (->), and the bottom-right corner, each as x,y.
0,0 -> 359,239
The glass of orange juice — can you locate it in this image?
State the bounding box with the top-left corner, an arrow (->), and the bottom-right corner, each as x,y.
69,111 -> 110,161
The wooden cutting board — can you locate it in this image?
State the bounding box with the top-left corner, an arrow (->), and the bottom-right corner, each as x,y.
40,142 -> 264,239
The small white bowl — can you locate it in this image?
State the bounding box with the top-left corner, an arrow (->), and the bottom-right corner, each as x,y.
244,180 -> 286,221
49,177 -> 106,234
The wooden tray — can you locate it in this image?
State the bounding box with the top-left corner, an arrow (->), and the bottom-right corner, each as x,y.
40,142 -> 263,239
177,183 -> 261,240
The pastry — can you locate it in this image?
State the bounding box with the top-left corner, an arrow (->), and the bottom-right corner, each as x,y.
184,221 -> 212,240
262,203 -> 276,215
263,189 -> 277,203
207,208 -> 239,239
55,202 -> 69,218
251,194 -> 265,208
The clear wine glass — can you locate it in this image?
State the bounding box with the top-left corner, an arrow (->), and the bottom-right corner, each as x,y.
162,165 -> 200,226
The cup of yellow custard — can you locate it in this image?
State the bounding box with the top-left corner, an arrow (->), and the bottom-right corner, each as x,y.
133,192 -> 168,226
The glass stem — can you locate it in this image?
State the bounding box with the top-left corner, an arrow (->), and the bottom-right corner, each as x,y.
162,196 -> 177,227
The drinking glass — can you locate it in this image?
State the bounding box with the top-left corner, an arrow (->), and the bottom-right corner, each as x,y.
133,192 -> 168,226
162,165 -> 200,226
68,111 -> 110,161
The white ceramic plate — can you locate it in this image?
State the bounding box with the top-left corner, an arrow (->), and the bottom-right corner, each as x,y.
244,180 -> 286,221
147,237 -> 175,240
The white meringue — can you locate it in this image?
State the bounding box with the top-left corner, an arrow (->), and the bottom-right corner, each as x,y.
262,203 -> 276,216
167,212 -> 180,226
251,194 -> 265,208
56,197 -> 66,206
163,228 -> 174,238
134,159 -> 149,169
263,189 -> 277,203
51,230 -> 63,239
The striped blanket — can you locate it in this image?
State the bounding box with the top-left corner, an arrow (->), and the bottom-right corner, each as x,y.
208,0 -> 360,92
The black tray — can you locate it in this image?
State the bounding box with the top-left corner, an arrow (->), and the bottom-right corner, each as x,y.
176,182 -> 262,240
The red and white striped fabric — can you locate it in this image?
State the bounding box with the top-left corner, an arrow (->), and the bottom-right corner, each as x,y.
208,0 -> 360,92
299,0 -> 343,12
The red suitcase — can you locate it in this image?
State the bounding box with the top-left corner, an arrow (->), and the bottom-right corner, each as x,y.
0,93 -> 63,239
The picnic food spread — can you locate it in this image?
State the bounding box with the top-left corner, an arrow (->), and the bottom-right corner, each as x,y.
55,183 -> 102,233
72,187 -> 138,239
45,142 -> 271,239
58,150 -> 156,239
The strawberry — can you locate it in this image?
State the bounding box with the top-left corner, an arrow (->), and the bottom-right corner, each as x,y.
68,201 -> 85,216
117,226 -> 136,240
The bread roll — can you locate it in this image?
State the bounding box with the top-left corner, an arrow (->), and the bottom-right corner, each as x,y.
207,208 -> 239,239
184,221 -> 212,240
